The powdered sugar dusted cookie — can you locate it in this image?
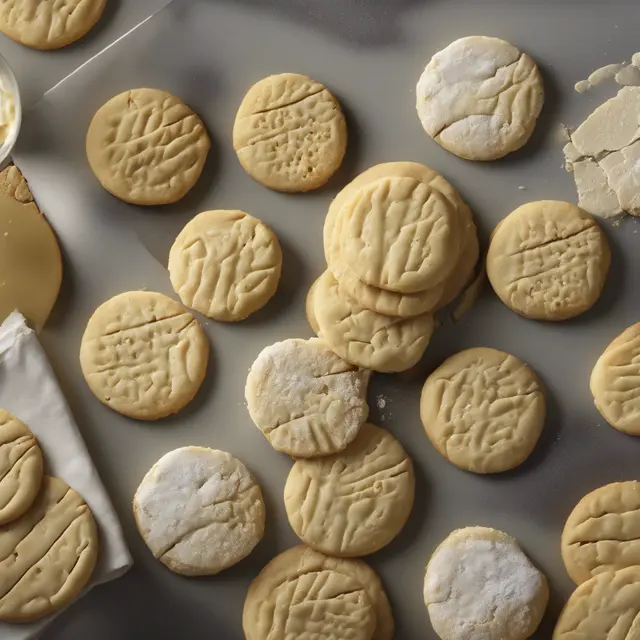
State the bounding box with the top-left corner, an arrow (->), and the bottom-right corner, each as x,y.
133,446 -> 265,576
416,36 -> 544,161
245,338 -> 369,457
424,527 -> 548,640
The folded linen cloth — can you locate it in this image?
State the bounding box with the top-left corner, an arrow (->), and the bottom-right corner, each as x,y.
0,311 -> 132,639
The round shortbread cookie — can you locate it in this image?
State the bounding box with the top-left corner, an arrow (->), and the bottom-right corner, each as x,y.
324,162 -> 477,316
313,270 -> 435,373
590,323 -> 640,435
562,481 -> 640,585
416,36 -> 544,161
133,446 -> 265,576
420,348 -> 545,474
233,73 -> 347,192
424,527 -> 549,640
0,476 -> 98,622
0,0 -> 106,50
0,164 -> 62,331
336,176 -> 462,294
0,410 -> 43,526
553,567 -> 640,640
245,338 -> 370,458
169,209 -> 282,322
284,423 -> 414,557
79,291 -> 209,420
243,546 -> 376,640
487,201 -> 610,320
86,88 -> 210,205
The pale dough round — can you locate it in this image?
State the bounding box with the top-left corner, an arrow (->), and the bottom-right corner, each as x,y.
233,73 -> 347,192
416,36 -> 544,161
245,338 -> 369,458
0,164 -> 62,331
169,209 -> 282,322
314,270 -> 435,373
324,162 -> 478,316
79,291 -> 209,420
420,348 -> 545,474
336,176 -> 462,293
0,409 -> 43,526
0,476 -> 98,622
243,546 -> 376,640
487,201 -> 610,320
284,422 -> 415,557
0,0 -> 106,50
86,88 -> 210,205
133,446 -> 265,576
553,567 -> 640,639
562,481 -> 640,585
590,323 -> 640,434
424,527 -> 548,640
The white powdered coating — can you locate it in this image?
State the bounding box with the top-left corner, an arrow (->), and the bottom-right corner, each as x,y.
424,530 -> 547,640
133,447 -> 265,576
245,338 -> 369,457
416,36 -> 543,161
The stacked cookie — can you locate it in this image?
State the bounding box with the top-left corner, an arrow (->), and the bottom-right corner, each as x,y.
0,409 -> 99,623
308,162 -> 479,372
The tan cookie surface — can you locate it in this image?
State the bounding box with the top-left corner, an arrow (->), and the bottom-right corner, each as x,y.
233,73 -> 347,192
324,162 -> 477,315
134,447 -> 265,576
0,409 -> 43,526
562,481 -> 640,585
79,291 -> 209,420
590,323 -> 640,434
416,36 -> 544,161
334,176 -> 462,293
553,566 -> 640,639
313,270 -> 434,373
0,164 -> 62,331
284,423 -> 414,557
487,201 -> 610,320
0,0 -> 106,50
421,348 -> 545,474
424,527 -> 548,640
245,338 -> 369,457
243,545 -> 377,640
86,88 -> 210,205
0,476 -> 98,622
169,210 -> 282,322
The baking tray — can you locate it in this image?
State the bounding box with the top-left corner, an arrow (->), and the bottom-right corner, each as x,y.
0,0 -> 171,107
12,0 -> 640,638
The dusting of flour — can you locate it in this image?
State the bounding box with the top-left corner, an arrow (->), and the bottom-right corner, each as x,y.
245,338 -> 370,457
134,446 -> 265,575
424,531 -> 546,640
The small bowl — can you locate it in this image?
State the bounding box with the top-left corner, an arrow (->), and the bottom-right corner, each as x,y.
0,53 -> 21,168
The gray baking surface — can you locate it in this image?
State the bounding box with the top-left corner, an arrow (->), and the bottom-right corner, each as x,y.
12,0 -> 640,638
0,0 -> 171,107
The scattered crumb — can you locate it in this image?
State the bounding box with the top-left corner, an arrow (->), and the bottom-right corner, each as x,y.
574,79 -> 590,94
563,86 -> 640,219
376,395 -> 387,410
518,186 -> 526,191
588,63 -> 622,86
615,65 -> 640,86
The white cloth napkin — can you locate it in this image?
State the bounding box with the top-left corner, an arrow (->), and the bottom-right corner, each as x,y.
0,312 -> 132,639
